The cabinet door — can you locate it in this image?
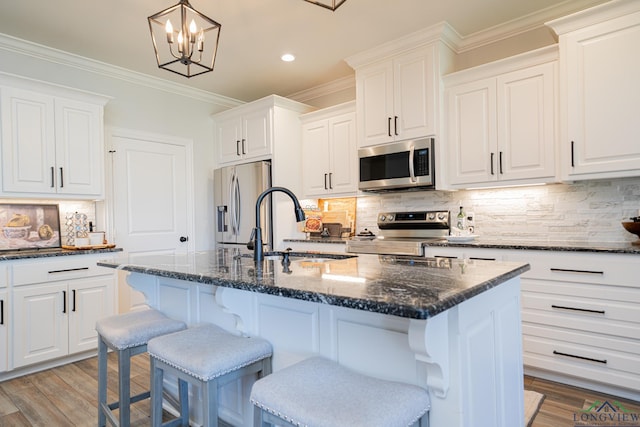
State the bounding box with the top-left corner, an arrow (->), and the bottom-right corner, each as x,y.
447,78 -> 497,185
393,47 -> 436,141
564,12 -> 640,177
328,112 -> 358,194
13,283 -> 68,368
0,289 -> 7,372
356,60 -> 394,147
217,116 -> 243,165
1,87 -> 57,194
68,276 -> 114,354
242,106 -> 272,160
301,120 -> 331,197
497,62 -> 556,181
54,98 -> 103,195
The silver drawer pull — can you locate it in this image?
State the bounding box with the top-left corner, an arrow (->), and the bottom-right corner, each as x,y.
553,350 -> 607,364
434,255 -> 458,259
469,257 -> 496,261
551,304 -> 605,315
550,268 -> 604,275
48,267 -> 90,274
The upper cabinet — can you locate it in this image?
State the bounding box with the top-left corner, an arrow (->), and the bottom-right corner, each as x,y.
300,102 -> 357,198
547,0 -> 640,181
214,95 -> 312,167
444,47 -> 558,189
346,24 -> 456,149
0,75 -> 109,198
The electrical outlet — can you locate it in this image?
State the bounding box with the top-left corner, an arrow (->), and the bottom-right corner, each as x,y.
466,212 -> 475,233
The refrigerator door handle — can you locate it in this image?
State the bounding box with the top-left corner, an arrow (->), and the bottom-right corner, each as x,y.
233,174 -> 241,237
217,205 -> 228,232
228,172 -> 237,235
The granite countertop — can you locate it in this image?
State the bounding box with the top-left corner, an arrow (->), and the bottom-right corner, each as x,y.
0,247 -> 123,261
284,237 -> 640,254
98,248 -> 530,320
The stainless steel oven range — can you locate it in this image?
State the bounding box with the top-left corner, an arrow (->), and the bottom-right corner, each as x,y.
346,210 -> 450,256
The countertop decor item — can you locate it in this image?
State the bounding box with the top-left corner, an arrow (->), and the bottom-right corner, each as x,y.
148,0 -> 221,78
621,220 -> 640,245
0,203 -> 61,251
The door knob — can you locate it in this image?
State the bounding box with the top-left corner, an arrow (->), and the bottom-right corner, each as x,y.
179,236 -> 188,242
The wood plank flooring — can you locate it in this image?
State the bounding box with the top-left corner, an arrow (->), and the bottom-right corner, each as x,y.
0,353 -> 638,426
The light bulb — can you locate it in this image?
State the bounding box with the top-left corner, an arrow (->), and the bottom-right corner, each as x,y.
165,20 -> 174,43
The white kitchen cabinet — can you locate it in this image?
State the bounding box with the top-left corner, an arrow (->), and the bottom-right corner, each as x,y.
214,95 -> 312,167
10,254 -> 115,369
346,24 -> 455,149
300,102 -> 357,197
444,47 -> 557,188
0,77 -> 109,198
216,103 -> 272,165
0,264 -> 7,372
547,0 -> 640,180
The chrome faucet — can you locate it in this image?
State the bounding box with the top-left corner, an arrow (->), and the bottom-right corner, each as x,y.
250,186 -> 305,262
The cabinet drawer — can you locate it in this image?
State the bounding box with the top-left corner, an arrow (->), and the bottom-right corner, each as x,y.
508,251 -> 637,287
12,255 -> 114,286
522,292 -> 640,340
523,332 -> 640,390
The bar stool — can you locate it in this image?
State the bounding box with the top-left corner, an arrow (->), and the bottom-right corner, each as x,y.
147,323 -> 273,427
96,309 -> 187,427
250,357 -> 431,427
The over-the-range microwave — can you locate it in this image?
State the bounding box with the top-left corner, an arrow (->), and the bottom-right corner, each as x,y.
358,138 -> 435,192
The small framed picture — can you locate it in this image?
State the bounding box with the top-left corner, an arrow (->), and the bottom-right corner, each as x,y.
0,203 -> 61,251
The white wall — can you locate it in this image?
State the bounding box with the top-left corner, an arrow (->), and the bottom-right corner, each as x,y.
0,37 -> 241,250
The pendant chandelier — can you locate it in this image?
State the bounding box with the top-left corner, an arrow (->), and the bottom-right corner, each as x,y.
148,0 -> 221,78
303,0 -> 347,11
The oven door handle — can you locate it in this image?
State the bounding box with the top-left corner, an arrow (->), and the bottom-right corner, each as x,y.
408,144 -> 416,183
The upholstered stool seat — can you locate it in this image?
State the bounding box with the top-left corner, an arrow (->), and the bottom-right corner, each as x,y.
96,309 -> 187,427
250,357 -> 430,427
148,323 -> 273,427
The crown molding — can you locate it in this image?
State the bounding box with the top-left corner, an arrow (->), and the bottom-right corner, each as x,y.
0,33 -> 243,109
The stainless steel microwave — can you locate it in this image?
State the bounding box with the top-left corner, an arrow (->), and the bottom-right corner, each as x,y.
358,138 -> 435,192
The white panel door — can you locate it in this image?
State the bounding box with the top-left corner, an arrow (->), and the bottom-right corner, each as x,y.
497,62 -> 556,181
13,282 -> 68,368
564,12 -> 640,176
0,289 -> 7,372
301,119 -> 330,196
328,112 -> 357,194
68,276 -> 114,354
447,78 -> 497,185
109,129 -> 194,312
0,87 -> 56,193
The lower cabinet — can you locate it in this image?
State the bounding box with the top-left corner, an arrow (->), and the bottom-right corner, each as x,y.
0,287 -> 7,373
428,245 -> 640,400
7,254 -> 115,371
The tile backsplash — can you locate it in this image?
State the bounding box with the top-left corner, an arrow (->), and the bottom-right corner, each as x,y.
356,177 -> 640,243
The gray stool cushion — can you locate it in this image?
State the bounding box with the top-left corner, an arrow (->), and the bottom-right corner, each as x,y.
147,323 -> 273,381
96,309 -> 186,350
251,357 -> 430,427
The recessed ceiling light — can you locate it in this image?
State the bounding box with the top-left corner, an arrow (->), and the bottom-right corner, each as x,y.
281,53 -> 296,62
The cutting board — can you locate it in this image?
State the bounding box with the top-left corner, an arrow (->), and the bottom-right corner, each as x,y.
62,244 -> 116,250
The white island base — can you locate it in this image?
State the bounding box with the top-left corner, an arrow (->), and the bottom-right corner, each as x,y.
126,272 -> 524,427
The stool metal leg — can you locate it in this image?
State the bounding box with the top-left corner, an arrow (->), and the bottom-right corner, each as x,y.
202,378 -> 219,427
98,336 -> 108,427
118,347 -> 132,427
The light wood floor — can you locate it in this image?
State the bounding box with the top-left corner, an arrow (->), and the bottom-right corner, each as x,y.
0,353 -> 638,426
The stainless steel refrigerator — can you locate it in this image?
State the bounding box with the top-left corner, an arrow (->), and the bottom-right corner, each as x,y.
214,160 -> 272,250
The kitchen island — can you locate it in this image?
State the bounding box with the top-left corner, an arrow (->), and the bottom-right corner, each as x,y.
99,249 -> 530,427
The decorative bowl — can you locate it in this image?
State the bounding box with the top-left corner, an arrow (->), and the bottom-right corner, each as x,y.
621,221 -> 640,245
2,225 -> 32,239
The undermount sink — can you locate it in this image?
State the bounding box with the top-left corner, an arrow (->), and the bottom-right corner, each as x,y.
243,251 -> 357,262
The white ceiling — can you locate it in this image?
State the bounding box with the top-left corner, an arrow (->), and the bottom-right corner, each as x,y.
0,0 -> 609,103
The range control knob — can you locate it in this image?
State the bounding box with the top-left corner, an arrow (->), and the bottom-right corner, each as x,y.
387,214 -> 394,221
428,213 -> 436,220
379,214 -> 386,222
438,213 -> 446,220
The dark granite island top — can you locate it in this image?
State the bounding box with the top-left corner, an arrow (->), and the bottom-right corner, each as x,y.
98,248 -> 529,320
102,248 -> 530,427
